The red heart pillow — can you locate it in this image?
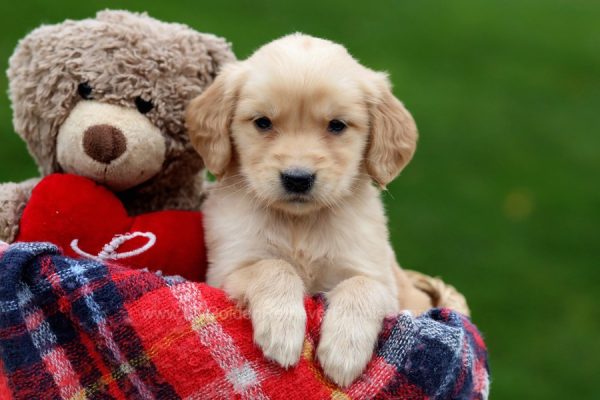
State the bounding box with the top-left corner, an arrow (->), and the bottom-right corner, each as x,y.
16,173 -> 207,281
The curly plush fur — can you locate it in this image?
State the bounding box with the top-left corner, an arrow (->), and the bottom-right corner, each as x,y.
0,179 -> 39,242
0,10 -> 235,242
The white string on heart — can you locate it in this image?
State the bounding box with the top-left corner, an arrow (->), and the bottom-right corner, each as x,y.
70,231 -> 157,261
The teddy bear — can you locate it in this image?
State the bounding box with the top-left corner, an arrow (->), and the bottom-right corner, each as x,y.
0,10 -> 235,279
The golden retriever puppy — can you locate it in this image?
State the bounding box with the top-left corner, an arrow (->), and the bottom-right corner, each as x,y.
186,33 -> 426,387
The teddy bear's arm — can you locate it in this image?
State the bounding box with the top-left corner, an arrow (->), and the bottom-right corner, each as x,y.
0,178 -> 39,243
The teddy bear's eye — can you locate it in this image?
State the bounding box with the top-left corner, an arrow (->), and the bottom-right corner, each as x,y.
135,96 -> 154,114
77,82 -> 93,100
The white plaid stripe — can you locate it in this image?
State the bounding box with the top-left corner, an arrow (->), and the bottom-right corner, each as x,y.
171,282 -> 269,400
419,318 -> 464,399
380,312 -> 418,366
480,369 -> 490,400
18,283 -> 84,400
44,348 -> 87,400
61,258 -> 155,400
0,300 -> 18,312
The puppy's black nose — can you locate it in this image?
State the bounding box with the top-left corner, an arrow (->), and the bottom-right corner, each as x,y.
280,169 -> 316,194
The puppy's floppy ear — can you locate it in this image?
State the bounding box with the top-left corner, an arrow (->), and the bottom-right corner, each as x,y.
365,74 -> 418,188
185,64 -> 243,178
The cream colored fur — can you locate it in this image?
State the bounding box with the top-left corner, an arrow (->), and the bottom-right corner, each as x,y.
57,101 -> 166,191
187,33 -> 429,387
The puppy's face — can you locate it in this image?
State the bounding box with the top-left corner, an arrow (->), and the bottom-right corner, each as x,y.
187,34 -> 418,215
230,58 -> 372,214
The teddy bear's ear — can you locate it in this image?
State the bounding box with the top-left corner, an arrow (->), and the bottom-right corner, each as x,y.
185,63 -> 244,178
7,23 -> 71,176
196,33 -> 236,81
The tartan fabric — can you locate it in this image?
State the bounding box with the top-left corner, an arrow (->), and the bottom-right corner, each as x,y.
0,242 -> 489,400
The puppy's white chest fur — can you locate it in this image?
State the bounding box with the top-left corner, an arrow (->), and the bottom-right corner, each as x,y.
203,179 -> 399,298
262,212 -> 352,292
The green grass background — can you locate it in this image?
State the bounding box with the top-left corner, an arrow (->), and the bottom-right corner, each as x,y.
0,1 -> 598,398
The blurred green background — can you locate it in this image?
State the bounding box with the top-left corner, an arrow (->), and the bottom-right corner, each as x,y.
0,0 -> 598,398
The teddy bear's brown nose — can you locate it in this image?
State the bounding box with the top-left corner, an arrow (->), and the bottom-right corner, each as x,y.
82,124 -> 127,164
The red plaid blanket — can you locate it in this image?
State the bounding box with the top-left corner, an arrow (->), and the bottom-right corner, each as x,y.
0,242 -> 489,399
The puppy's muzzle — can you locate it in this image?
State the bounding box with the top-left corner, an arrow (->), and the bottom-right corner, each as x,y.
280,168 -> 316,194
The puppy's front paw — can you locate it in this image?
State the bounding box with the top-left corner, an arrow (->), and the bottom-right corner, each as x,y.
251,299 -> 307,368
317,313 -> 380,387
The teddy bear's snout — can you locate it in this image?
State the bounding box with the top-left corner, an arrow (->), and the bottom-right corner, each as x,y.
57,100 -> 167,191
83,124 -> 127,164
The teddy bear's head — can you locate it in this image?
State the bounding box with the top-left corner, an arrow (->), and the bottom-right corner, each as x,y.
7,10 -> 234,196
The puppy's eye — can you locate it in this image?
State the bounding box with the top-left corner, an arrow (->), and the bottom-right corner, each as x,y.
78,82 -> 93,100
327,119 -> 347,134
254,116 -> 273,131
135,96 -> 154,114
